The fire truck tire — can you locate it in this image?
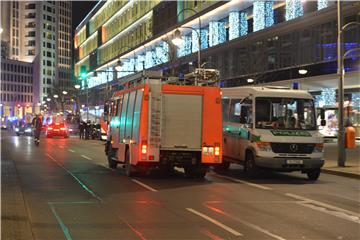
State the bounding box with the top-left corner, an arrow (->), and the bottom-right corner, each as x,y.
214,161 -> 230,171
107,144 -> 118,169
184,166 -> 207,178
124,149 -> 135,177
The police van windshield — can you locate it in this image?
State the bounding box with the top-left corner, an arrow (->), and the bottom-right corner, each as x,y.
255,97 -> 316,130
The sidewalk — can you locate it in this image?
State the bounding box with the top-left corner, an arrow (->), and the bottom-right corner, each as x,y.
322,139 -> 360,179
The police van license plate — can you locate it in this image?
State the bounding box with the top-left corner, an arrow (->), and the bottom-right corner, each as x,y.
286,160 -> 303,164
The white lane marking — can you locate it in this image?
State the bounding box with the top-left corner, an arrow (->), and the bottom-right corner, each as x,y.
217,175 -> 272,190
68,149 -> 75,153
46,154 -> 102,202
81,155 -> 92,160
186,208 -> 243,237
286,193 -> 360,224
131,179 -> 158,192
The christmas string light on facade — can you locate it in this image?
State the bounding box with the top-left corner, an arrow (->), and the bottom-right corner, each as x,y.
209,21 -> 226,47
285,0 -> 303,21
200,28 -> 209,49
145,50 -> 155,69
253,1 -> 265,32
317,0 -> 328,10
321,88 -> 336,107
265,1 -> 274,28
136,54 -> 145,71
192,29 -> 199,53
177,35 -> 191,57
229,12 -> 240,40
240,12 -> 248,36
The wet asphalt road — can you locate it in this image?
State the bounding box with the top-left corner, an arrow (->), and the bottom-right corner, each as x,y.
1,131 -> 360,240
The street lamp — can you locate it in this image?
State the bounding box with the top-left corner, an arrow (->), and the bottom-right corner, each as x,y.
74,84 -> 81,90
46,98 -> 51,102
62,91 -> 68,95
53,94 -> 59,99
336,0 -> 360,166
172,8 -> 201,85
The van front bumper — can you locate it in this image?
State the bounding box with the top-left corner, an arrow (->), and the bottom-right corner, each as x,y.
255,156 -> 324,171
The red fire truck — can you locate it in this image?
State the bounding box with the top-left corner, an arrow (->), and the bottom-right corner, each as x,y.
104,71 -> 222,177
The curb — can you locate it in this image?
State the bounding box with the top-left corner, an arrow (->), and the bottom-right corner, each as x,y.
321,168 -> 360,179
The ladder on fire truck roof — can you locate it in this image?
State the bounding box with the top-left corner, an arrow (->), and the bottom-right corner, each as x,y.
117,69 -> 220,89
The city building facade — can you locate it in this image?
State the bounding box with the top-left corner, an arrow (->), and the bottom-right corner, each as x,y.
0,0 -> 73,108
0,58 -> 35,119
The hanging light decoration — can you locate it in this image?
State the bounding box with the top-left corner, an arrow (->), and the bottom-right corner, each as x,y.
240,12 -> 248,36
321,88 -> 336,107
317,0 -> 328,10
229,12 -> 240,40
285,0 -> 304,21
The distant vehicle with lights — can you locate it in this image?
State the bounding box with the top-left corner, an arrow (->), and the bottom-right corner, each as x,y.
220,86 -> 325,180
46,122 -> 69,138
15,123 -> 33,136
1,118 -> 7,130
105,71 -> 223,178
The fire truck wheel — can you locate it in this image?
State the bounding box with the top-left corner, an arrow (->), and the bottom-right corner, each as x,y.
184,166 -> 207,178
214,161 -> 230,171
107,145 -> 118,169
125,149 -> 135,177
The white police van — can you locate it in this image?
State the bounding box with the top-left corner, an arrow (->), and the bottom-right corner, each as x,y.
220,86 -> 324,180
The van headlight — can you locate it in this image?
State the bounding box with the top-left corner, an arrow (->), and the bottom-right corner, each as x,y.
15,128 -> 19,132
256,141 -> 272,152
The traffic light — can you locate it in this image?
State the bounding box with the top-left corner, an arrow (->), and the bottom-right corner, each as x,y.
80,66 -> 87,79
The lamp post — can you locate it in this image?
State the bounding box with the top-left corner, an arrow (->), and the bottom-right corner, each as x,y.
337,0 -> 360,166
172,8 -> 201,85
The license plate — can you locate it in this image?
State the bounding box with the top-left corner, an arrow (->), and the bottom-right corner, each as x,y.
286,159 -> 303,164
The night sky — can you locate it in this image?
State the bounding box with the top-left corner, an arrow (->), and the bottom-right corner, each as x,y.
72,1 -> 98,31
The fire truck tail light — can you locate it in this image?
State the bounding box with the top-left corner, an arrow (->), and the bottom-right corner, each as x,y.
215,147 -> 220,156
60,128 -> 66,130
141,141 -> 147,154
149,155 -> 154,160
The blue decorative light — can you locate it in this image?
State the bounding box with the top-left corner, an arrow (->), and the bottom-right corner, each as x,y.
352,93 -> 360,110
201,28 -> 209,49
229,12 -> 240,40
265,1 -> 274,28
192,29 -> 200,53
145,50 -> 156,69
317,0 -> 328,10
155,41 -> 169,64
321,88 -> 336,107
209,21 -> 226,47
177,35 -> 192,57
253,1 -> 265,32
286,0 -> 304,21
240,12 -> 248,36
136,55 -> 145,71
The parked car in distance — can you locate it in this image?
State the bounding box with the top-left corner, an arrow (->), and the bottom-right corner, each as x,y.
15,123 -> 33,136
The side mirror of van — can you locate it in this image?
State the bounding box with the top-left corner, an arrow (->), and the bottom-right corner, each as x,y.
321,119 -> 326,126
320,108 -> 325,120
240,106 -> 247,124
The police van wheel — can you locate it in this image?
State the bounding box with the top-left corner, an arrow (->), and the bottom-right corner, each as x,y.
124,149 -> 135,177
306,169 -> 320,181
107,145 -> 117,169
245,152 -> 258,178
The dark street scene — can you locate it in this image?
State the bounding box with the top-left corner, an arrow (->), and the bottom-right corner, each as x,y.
1,1 -> 360,239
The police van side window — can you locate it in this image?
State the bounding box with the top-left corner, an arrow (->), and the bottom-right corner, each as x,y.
222,99 -> 230,122
229,99 -> 242,123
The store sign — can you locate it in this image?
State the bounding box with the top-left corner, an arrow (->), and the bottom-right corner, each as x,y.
271,130 -> 311,137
